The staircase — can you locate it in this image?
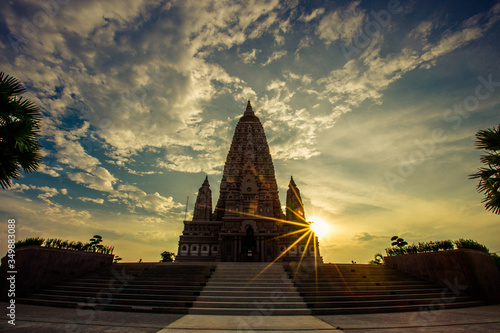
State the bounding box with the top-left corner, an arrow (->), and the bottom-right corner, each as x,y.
189,262 -> 311,315
288,263 -> 483,314
18,262 -> 483,315
17,263 -> 215,313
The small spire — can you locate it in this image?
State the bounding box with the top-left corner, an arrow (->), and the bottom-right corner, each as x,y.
202,175 -> 209,186
289,176 -> 296,187
244,100 -> 255,116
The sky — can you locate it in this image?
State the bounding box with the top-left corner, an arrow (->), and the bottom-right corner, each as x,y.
1,0 -> 499,264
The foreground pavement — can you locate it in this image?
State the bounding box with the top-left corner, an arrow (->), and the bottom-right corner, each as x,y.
1,303 -> 499,332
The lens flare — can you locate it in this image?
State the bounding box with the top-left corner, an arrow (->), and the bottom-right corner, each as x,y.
309,218 -> 330,238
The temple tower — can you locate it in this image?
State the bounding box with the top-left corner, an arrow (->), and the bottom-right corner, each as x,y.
176,101 -> 321,263
286,176 -> 305,222
193,176 -> 212,220
214,101 -> 283,221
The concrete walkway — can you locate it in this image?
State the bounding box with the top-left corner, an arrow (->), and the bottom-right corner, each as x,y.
1,303 -> 499,332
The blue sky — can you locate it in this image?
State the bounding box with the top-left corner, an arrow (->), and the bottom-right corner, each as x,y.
1,0 -> 499,263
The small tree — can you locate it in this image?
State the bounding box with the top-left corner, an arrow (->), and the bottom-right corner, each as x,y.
368,253 -> 384,265
160,251 -> 175,262
89,235 -> 103,252
113,255 -> 122,263
391,235 -> 408,248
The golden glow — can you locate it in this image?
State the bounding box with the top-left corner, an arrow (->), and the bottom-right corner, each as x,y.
309,217 -> 330,238
219,186 -> 330,289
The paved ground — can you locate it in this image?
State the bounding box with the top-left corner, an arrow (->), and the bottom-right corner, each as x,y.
1,303 -> 499,332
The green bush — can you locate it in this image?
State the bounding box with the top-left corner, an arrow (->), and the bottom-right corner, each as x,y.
385,239 -> 454,256
14,237 -> 45,248
454,238 -> 489,253
14,235 -> 115,255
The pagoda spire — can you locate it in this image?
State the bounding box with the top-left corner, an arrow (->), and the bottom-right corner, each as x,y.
244,100 -> 255,116
286,176 -> 305,222
193,176 -> 212,220
215,101 -> 283,220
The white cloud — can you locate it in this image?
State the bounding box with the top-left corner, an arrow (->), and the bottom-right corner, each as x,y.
316,1 -> 365,44
77,197 -> 105,204
262,50 -> 287,66
67,166 -> 117,192
239,49 -> 260,64
110,184 -> 183,216
299,8 -> 326,22
36,163 -> 62,177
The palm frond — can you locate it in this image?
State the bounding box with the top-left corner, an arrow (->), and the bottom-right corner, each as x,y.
474,125 -> 500,151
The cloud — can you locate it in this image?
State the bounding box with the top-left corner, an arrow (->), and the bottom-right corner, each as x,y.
352,232 -> 387,242
299,8 -> 326,22
262,50 -> 287,66
77,197 -> 105,204
316,1 -> 365,45
239,48 -> 260,64
36,163 -> 62,177
67,167 -> 117,192
110,184 -> 183,216
315,2 -> 500,117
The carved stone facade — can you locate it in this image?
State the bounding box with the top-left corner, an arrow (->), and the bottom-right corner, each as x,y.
176,101 -> 321,262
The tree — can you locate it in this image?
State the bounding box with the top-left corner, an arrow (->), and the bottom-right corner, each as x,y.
0,72 -> 42,189
160,251 -> 175,262
470,125 -> 500,214
89,235 -> 103,252
368,253 -> 384,265
391,235 -> 408,248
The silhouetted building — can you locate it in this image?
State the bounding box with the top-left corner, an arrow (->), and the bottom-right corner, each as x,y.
176,101 -> 321,262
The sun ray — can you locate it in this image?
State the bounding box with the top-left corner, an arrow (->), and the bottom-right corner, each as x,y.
286,206 -> 307,223
313,234 -> 319,297
294,231 -> 313,278
270,227 -> 310,241
248,229 -> 313,284
216,207 -> 310,228
290,180 -> 303,206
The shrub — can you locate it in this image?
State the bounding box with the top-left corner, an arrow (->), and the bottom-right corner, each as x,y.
13,236 -> 114,255
454,239 -> 489,253
385,239 -> 454,256
14,237 -> 45,248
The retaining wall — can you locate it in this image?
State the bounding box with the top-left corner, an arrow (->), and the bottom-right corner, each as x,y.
384,248 -> 500,303
0,245 -> 113,299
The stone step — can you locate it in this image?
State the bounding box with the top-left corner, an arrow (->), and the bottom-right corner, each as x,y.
35,289 -> 200,301
19,262 -> 484,316
207,274 -> 289,278
201,286 -> 298,292
51,285 -> 203,294
193,300 -> 308,309
16,298 -> 190,314
50,284 -> 203,293
302,292 -> 454,301
68,278 -> 209,285
205,282 -> 295,287
58,282 -> 206,289
296,284 -> 439,291
200,290 -> 301,297
195,295 -> 304,302
305,296 -> 474,308
294,281 -> 433,287
26,293 -> 194,308
299,288 -> 444,296
310,300 -> 484,315
188,307 -> 312,315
